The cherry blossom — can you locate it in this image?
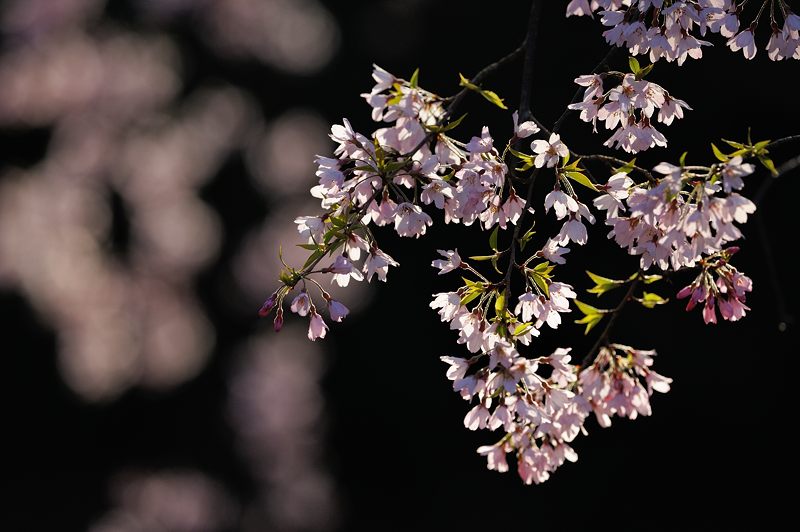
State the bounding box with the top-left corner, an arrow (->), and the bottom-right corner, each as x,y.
531,133 -> 569,168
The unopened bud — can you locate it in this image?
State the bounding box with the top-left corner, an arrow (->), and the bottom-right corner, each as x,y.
258,292 -> 278,318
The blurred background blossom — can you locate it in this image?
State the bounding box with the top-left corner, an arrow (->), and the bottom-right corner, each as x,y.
1,0 -> 346,529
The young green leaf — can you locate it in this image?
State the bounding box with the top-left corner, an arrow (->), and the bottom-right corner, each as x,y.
613,157 -> 637,175
711,143 -> 729,162
586,271 -> 624,296
565,171 -> 598,192
460,290 -> 481,306
628,56 -> 641,74
494,291 -> 506,315
576,313 -> 604,334
489,225 -> 499,252
574,299 -> 607,334
637,292 -> 668,308
480,89 -> 508,110
758,155 -> 779,176
638,63 -> 654,78
431,113 -> 468,133
513,322 -> 534,336
409,67 -> 419,88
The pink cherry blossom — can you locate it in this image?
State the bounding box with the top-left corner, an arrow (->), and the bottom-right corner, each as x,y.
531,133 -> 569,168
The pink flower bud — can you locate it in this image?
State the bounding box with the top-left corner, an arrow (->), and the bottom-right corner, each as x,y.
273,308 -> 284,332
703,297 -> 717,324
258,292 -> 277,318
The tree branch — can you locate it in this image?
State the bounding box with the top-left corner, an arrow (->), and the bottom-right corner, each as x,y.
518,0 -> 543,123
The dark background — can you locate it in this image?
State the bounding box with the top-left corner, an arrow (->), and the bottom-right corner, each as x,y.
2,1 -> 798,530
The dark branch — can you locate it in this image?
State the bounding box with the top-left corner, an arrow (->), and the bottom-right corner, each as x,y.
444,39 -> 527,118
766,135 -> 800,150
518,0 -> 543,123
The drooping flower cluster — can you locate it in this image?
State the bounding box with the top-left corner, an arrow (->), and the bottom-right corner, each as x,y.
257,66 -> 541,337
440,314 -> 671,483
567,0 -> 800,62
595,156 -> 756,271
677,248 -> 753,323
261,48 -> 777,484
568,71 -> 690,153
579,344 -> 672,427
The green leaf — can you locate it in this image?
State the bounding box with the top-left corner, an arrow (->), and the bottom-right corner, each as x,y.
642,274 -> 663,284
711,143 -> 729,162
533,261 -> 554,274
425,113 -> 468,133
458,73 -> 507,110
758,156 -> 779,177
518,226 -> 536,252
458,72 -> 478,91
574,299 -> 608,334
613,157 -> 637,175
329,215 -> 347,228
637,292 -> 668,308
386,92 -> 403,106
586,271 -> 624,296
489,225 -> 499,252
302,248 -> 325,270
565,171 -> 598,192
576,313 -> 604,334
460,290 -> 481,306
574,299 -> 603,316
490,254 -> 503,275
532,272 -> 550,297
409,67 -> 419,88
628,56 -> 641,74
508,146 -> 535,164
722,138 -> 746,149
513,322 -> 533,336
297,243 -> 321,251
753,139 -> 771,150
468,255 -> 495,261
638,63 -> 654,78
494,291 -> 506,315
480,89 -> 508,110
562,151 -> 570,166
278,269 -> 295,285
679,152 -> 688,167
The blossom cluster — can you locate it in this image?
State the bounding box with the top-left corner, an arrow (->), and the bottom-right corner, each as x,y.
258,66 -> 541,338
677,247 -> 753,323
440,317 -> 671,483
593,155 -> 756,273
567,0 -> 800,61
568,71 -> 690,153
262,52 -> 770,482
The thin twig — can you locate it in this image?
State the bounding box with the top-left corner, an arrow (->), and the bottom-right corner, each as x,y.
504,40 -> 616,305
573,153 -> 656,183
579,274 -> 642,368
405,37 -> 526,157
752,153 -> 799,331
